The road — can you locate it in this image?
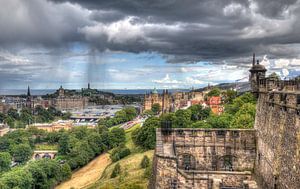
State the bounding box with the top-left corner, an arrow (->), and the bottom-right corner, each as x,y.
119,116 -> 145,130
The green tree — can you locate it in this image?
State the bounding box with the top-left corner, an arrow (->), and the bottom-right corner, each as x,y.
60,163 -> 72,181
109,127 -> 126,147
7,108 -> 19,120
20,108 -> 33,125
207,87 -> 221,97
0,167 -> 33,189
111,163 -> 121,178
151,103 -> 161,115
190,120 -> 212,128
27,161 -> 48,189
174,109 -> 192,128
0,112 -> 5,123
160,113 -> 176,127
4,116 -> 14,128
0,152 -> 11,172
230,103 -> 256,128
132,117 -> 160,150
140,155 -> 150,168
188,105 -> 211,121
12,144 -> 33,163
223,90 -> 237,104
142,110 -> 154,117
87,133 -> 106,155
58,133 -> 70,155
110,146 -> 131,162
123,106 -> 137,120
62,112 -> 72,120
206,113 -> 232,128
225,92 -> 256,115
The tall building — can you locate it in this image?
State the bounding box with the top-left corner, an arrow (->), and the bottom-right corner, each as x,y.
144,88 -> 171,113
53,86 -> 88,111
249,53 -> 267,97
143,89 -> 206,113
26,86 -> 34,109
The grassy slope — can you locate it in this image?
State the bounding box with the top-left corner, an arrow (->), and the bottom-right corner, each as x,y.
35,144 -> 58,151
88,124 -> 154,189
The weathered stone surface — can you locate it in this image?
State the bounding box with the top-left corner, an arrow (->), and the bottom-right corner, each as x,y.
150,129 -> 258,189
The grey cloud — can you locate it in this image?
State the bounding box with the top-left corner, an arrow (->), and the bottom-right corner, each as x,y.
1,0 -> 300,66
0,0 -> 91,47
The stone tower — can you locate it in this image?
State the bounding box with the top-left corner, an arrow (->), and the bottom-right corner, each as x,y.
249,53 -> 267,97
58,85 -> 65,97
26,86 -> 33,109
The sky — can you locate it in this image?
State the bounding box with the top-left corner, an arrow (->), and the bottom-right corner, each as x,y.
0,0 -> 300,89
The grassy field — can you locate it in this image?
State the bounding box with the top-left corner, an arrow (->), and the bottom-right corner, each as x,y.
88,124 -> 154,189
35,144 -> 58,151
56,153 -> 111,189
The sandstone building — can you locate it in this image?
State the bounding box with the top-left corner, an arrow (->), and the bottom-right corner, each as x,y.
150,54 -> 300,189
52,86 -> 88,111
143,89 -> 206,113
207,96 -> 224,115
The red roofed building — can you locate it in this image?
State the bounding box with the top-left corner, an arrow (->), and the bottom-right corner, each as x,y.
207,96 -> 224,115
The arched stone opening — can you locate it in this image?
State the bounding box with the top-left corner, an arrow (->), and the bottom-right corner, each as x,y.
35,153 -> 41,160
42,153 -> 51,159
218,155 -> 236,171
178,153 -> 196,170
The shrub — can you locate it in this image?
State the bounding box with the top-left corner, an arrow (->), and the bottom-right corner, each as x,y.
111,163 -> 121,178
144,165 -> 152,179
110,146 -> 131,162
140,155 -> 150,168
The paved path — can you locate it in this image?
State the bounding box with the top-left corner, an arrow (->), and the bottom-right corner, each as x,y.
55,153 -> 111,189
120,117 -> 145,130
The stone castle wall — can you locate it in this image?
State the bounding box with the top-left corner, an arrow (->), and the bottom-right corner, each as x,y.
151,128 -> 258,189
254,81 -> 300,188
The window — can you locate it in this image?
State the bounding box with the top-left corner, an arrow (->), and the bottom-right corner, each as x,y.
179,154 -> 196,170
204,130 -> 212,137
217,130 -> 225,137
232,131 -> 239,138
223,155 -> 233,171
297,94 -> 300,105
176,130 -> 184,136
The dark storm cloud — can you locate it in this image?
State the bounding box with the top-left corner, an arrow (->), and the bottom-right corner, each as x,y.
0,0 -> 91,47
1,0 -> 300,64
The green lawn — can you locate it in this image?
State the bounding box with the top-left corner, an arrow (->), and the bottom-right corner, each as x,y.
35,144 -> 58,151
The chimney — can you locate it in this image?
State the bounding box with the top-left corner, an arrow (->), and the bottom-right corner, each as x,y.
252,53 -> 255,66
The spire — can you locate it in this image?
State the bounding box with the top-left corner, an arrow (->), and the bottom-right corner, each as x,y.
27,86 -> 31,97
252,53 -> 255,66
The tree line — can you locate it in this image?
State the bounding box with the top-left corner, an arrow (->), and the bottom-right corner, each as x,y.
0,106 -> 71,128
0,125 -> 127,188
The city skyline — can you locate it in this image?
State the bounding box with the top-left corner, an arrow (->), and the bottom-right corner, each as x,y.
1,0 -> 300,89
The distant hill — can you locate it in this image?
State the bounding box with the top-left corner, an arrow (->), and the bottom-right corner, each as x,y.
194,82 -> 251,93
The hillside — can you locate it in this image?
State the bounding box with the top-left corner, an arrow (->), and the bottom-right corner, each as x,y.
88,124 -> 154,189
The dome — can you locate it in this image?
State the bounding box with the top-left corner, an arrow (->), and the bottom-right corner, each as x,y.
152,87 -> 158,94
252,64 -> 266,70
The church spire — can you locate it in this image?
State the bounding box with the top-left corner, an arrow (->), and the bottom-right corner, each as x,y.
27,86 -> 31,97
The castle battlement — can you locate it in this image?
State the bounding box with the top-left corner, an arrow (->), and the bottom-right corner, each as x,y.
258,77 -> 300,93
150,128 -> 258,189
